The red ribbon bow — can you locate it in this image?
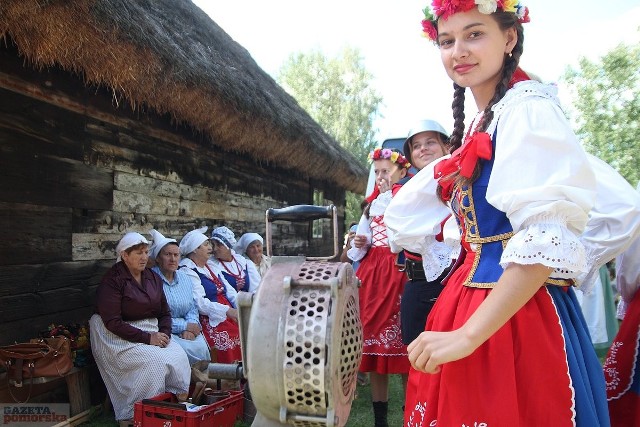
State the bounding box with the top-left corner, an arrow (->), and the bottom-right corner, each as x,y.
433,149 -> 461,202
434,132 -> 493,201
459,132 -> 492,178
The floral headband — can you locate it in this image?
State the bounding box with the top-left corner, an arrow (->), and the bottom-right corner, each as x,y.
422,0 -> 530,41
368,148 -> 411,169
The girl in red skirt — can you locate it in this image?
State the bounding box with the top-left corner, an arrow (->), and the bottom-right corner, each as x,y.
387,1 -> 610,425
348,148 -> 411,427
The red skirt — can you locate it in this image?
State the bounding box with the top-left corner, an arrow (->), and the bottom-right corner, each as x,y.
199,295 -> 241,363
604,290 -> 640,427
356,245 -> 410,374
404,250 -> 595,426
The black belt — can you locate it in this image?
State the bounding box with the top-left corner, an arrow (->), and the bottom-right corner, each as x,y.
405,258 -> 426,281
405,259 -> 452,282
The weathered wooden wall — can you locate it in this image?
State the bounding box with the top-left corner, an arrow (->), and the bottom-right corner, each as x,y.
0,44 -> 345,344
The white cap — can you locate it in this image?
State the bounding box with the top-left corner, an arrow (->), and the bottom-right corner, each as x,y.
149,229 -> 177,259
179,226 -> 209,256
234,233 -> 263,254
115,232 -> 149,262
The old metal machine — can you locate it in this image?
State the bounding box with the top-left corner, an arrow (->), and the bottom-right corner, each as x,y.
208,205 -> 363,427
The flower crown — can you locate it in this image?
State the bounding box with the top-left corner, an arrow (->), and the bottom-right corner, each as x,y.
368,148 -> 411,169
422,0 -> 530,41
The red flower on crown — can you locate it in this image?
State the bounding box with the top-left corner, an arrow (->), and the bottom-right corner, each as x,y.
422,0 -> 530,41
433,0 -> 476,21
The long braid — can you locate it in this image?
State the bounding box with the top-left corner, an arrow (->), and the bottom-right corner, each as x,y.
449,83 -> 466,152
457,23 -> 523,188
476,25 -> 524,133
437,83 -> 466,200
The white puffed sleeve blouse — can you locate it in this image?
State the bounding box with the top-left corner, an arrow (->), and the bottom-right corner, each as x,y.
388,81 -> 598,280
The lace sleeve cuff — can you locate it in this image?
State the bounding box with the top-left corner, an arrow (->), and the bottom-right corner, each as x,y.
420,236 -> 454,281
500,222 -> 587,278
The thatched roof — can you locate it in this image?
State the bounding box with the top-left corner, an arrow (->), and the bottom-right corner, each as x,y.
0,0 -> 368,193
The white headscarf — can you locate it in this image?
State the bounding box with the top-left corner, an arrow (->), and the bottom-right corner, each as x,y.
149,229 -> 177,260
115,232 -> 149,262
234,233 -> 263,255
210,226 -> 237,250
179,226 -> 209,256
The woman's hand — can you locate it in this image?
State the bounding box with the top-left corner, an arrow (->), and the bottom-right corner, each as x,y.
186,322 -> 201,336
407,329 -> 475,374
340,231 -> 357,263
180,330 -> 196,341
353,235 -> 368,249
150,332 -> 170,348
377,177 -> 391,193
344,231 -> 356,247
408,264 -> 552,373
226,308 -> 238,321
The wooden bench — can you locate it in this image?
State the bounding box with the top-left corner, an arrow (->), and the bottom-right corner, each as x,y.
0,366 -> 92,416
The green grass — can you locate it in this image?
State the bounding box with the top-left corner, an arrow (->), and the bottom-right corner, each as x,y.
82,375 -> 406,426
346,374 -> 405,426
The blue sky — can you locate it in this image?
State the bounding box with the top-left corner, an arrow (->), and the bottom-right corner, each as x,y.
193,0 -> 640,141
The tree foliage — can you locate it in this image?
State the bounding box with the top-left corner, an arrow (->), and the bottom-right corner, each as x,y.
563,39 -> 640,187
276,47 -> 383,222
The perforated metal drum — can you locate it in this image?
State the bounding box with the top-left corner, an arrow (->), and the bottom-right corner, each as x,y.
237,205 -> 363,427
239,259 -> 362,427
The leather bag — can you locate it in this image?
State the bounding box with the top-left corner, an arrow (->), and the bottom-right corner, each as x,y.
0,336 -> 73,402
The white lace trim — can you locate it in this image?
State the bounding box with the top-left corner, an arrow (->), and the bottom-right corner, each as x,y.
487,81 -> 561,135
420,236 -> 453,281
369,190 -> 392,216
500,222 -> 587,278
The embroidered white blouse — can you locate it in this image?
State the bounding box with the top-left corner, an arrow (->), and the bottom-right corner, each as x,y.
179,257 -> 238,328
576,154 -> 640,293
387,80 -> 640,288
387,81 -> 598,282
208,252 -> 261,293
346,189 -> 394,263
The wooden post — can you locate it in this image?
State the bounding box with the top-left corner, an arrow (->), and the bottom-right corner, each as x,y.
64,368 -> 91,416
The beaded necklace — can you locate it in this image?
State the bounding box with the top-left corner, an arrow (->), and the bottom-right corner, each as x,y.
220,257 -> 245,290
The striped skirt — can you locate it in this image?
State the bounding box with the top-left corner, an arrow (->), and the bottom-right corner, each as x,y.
89,314 -> 190,421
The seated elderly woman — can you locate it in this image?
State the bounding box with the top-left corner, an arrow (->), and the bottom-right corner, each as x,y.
209,226 -> 260,292
179,227 -> 242,363
235,232 -> 272,279
149,229 -> 210,367
89,232 -> 190,426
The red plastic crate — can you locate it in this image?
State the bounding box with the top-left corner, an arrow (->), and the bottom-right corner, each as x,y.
133,390 -> 244,427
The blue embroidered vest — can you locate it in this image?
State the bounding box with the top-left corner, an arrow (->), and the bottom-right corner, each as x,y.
191,268 -> 220,302
221,266 -> 250,292
457,132 -> 571,288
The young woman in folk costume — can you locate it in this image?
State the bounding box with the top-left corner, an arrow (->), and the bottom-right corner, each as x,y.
387,120 -> 455,347
390,1 -> 610,425
178,227 -> 242,363
209,226 -> 261,293
347,148 -> 411,427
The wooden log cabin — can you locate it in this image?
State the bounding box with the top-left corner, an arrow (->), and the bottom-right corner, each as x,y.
0,0 -> 368,345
